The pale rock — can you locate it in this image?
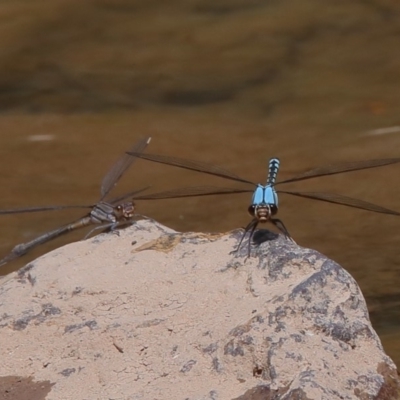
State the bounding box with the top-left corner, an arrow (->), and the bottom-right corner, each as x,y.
0,219 -> 399,400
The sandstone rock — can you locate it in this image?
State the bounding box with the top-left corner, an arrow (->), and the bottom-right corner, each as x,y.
0,219 -> 398,400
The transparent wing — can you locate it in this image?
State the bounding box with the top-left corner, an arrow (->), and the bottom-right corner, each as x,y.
109,186 -> 151,205
278,190 -> 400,216
0,205 -> 93,215
100,137 -> 151,200
277,158 -> 400,185
134,186 -> 253,200
126,152 -> 254,186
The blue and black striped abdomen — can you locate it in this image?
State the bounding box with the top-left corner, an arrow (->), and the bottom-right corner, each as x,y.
267,158 -> 280,186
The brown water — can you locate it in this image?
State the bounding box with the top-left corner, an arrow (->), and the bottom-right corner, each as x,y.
1,0 -> 400,365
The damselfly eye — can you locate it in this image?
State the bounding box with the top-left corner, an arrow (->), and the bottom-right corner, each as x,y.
248,205 -> 256,217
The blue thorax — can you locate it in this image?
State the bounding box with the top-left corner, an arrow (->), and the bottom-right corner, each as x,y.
251,184 -> 278,207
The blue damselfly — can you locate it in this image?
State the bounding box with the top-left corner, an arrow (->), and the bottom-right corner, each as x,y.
125,150 -> 400,255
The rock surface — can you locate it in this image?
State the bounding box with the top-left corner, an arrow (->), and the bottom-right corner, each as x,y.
0,219 -> 399,400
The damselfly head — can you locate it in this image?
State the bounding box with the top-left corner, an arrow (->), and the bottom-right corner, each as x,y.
248,203 -> 277,222
115,202 -> 135,219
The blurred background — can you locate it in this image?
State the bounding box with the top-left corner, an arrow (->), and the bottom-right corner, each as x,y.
1,0 -> 400,365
